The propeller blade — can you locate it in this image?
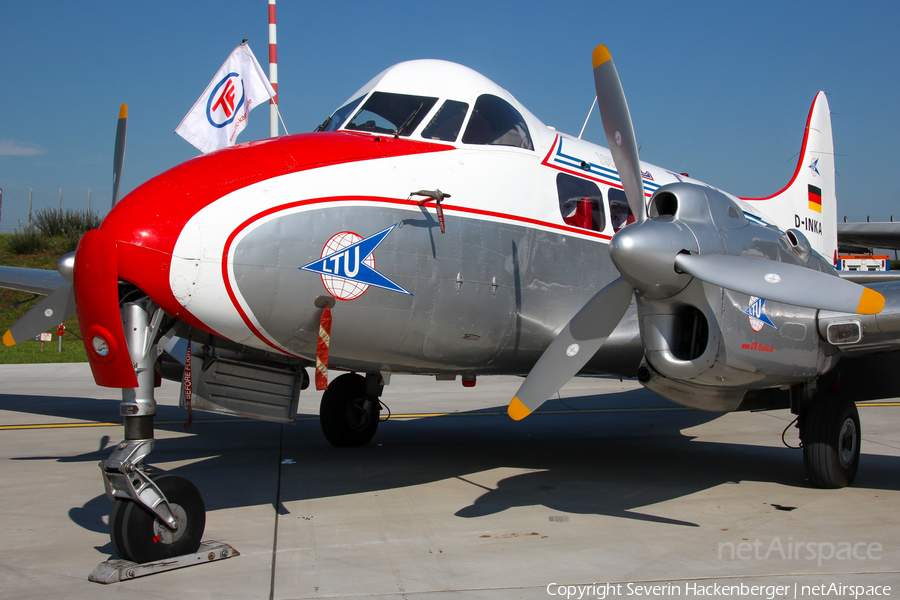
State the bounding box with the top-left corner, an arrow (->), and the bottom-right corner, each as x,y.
673,253 -> 885,315
509,277 -> 633,420
112,103 -> 127,207
592,45 -> 645,223
2,282 -> 76,346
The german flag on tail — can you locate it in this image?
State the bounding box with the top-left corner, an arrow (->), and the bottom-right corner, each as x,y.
808,184 -> 822,213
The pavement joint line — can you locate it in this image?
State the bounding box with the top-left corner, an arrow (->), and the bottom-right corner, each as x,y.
1,403 -> 896,431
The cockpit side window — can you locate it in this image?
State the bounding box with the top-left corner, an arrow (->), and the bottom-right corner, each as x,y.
344,92 -> 438,136
318,95 -> 364,132
557,173 -> 605,232
608,188 -> 635,231
461,94 -> 534,150
421,100 -> 469,142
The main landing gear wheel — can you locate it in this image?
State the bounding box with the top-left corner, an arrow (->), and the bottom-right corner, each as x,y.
111,474 -> 206,564
802,392 -> 861,489
319,373 -> 381,447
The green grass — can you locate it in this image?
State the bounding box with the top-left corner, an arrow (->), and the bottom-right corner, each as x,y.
0,234 -> 87,363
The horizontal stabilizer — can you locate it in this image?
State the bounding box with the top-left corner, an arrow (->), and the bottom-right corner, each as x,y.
838,221 -> 900,252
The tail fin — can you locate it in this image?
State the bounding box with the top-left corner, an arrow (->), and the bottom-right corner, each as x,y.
742,92 -> 837,265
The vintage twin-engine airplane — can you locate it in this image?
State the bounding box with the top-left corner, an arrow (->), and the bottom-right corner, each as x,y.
3,45 -> 899,564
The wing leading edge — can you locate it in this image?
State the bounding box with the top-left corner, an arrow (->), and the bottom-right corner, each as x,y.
0,266 -> 67,295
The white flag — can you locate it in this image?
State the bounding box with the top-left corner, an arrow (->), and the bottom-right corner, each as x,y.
176,43 -> 276,153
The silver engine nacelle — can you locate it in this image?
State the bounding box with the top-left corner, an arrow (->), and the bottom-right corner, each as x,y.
631,183 -> 841,412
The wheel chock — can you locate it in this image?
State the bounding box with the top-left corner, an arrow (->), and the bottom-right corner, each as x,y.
89,541 -> 239,584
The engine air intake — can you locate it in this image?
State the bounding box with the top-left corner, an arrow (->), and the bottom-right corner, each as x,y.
649,191 -> 678,217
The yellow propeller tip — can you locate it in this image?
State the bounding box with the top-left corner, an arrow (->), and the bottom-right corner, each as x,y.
118,103 -> 128,119
592,45 -> 612,69
3,330 -> 16,346
856,287 -> 885,315
508,396 -> 532,421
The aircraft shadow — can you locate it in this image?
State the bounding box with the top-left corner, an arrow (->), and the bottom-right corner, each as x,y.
3,390 -> 899,544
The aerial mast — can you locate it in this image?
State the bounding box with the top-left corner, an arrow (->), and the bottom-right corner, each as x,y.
268,0 -> 279,137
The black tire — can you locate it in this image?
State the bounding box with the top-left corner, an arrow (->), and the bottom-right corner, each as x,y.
119,474 -> 206,563
802,393 -> 861,488
319,373 -> 380,447
109,499 -> 129,559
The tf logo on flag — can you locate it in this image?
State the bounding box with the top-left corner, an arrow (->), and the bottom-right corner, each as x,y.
176,42 -> 275,154
207,73 -> 244,127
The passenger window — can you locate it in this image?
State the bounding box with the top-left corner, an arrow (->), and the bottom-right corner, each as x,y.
345,92 -> 438,136
608,188 -> 635,231
421,100 -> 469,142
557,173 -> 604,232
461,95 -> 533,150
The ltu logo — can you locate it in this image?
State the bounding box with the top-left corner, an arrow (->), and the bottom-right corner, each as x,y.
743,296 -> 777,332
300,224 -> 412,301
206,72 -> 245,128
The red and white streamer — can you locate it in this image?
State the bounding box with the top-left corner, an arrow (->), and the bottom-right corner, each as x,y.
316,306 -> 332,390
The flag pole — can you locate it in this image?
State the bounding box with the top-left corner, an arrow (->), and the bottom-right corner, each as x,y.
268,0 -> 279,137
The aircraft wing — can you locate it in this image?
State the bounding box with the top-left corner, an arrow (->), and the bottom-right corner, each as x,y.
837,271 -> 900,283
838,222 -> 900,251
0,266 -> 67,295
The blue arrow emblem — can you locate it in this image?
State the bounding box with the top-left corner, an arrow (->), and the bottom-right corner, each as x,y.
808,157 -> 820,177
743,297 -> 777,330
300,224 -> 412,296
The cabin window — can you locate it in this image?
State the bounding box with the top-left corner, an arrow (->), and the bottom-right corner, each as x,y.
557,173 -> 604,232
345,92 -> 438,136
461,94 -> 533,150
421,100 -> 469,142
608,188 -> 635,231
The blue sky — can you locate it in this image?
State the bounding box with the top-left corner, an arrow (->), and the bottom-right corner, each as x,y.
2,1 -> 899,231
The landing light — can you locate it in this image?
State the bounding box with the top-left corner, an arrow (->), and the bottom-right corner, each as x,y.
92,336 -> 110,357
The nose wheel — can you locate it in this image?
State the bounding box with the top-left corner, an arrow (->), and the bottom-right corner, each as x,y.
110,474 -> 206,563
101,299 -> 207,564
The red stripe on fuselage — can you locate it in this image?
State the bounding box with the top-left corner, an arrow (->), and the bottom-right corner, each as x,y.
100,132 -> 453,340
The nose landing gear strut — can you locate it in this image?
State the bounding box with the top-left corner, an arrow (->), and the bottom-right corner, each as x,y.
90,299 -> 237,583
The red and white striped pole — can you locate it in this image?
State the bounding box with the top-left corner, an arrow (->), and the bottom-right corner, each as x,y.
268,0 -> 279,137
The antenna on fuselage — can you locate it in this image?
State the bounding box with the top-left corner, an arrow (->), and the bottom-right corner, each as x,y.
578,96 -> 597,139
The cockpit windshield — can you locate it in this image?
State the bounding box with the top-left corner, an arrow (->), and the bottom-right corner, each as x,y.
344,92 -> 438,136
421,100 -> 469,142
461,94 -> 533,150
317,95 -> 364,132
